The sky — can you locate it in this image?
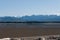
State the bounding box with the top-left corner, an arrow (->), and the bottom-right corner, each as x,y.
0,0 -> 60,17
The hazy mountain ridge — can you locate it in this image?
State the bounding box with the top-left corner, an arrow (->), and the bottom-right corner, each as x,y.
0,15 -> 60,22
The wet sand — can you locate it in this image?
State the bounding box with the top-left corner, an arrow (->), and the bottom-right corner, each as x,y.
0,23 -> 60,38
0,28 -> 60,38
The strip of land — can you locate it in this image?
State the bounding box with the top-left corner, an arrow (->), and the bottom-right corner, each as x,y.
0,28 -> 60,38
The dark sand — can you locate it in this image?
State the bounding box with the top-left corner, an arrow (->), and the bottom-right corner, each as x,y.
0,23 -> 60,38
0,28 -> 60,38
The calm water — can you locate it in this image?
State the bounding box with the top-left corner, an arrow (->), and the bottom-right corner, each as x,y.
0,23 -> 60,28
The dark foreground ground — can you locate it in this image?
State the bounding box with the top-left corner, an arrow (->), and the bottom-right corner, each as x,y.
0,23 -> 60,38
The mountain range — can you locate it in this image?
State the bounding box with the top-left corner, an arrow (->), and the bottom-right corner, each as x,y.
0,15 -> 60,22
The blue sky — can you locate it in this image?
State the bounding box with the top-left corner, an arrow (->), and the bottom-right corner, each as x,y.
0,0 -> 60,16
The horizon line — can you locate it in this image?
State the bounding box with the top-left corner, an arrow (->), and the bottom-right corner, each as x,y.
0,15 -> 60,17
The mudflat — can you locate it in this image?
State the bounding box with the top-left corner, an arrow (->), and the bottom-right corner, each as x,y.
0,28 -> 60,38
0,23 -> 60,38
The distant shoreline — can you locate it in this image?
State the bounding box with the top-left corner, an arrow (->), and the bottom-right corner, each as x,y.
0,21 -> 60,23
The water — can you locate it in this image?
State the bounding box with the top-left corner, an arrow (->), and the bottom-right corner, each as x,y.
0,23 -> 60,28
